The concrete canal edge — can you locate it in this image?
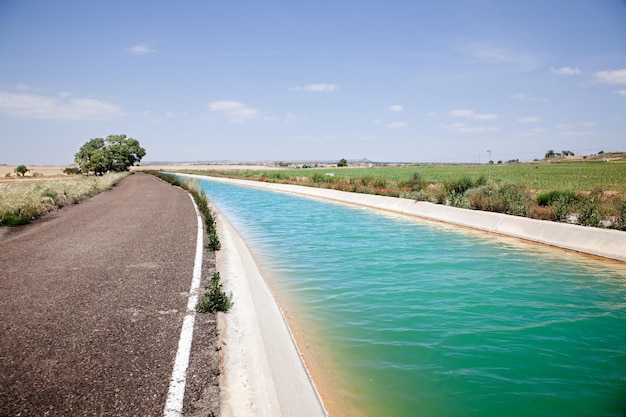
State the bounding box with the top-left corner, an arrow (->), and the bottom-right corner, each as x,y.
177,173 -> 624,417
188,175 -> 626,263
214,202 -> 328,417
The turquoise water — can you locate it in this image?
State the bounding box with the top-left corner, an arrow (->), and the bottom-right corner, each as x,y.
199,179 -> 626,417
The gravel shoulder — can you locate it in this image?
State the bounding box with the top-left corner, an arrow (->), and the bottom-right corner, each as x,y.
0,172 -> 220,416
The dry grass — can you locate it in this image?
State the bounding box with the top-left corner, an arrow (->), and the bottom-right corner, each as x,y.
0,165 -> 67,178
0,172 -> 129,226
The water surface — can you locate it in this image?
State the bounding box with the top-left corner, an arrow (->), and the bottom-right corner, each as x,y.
199,179 -> 626,417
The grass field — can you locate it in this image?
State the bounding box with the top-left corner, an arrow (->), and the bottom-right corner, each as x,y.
186,160 -> 626,193
0,172 -> 128,226
179,157 -> 626,230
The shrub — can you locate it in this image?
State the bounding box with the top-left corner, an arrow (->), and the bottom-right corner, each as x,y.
444,176 -> 474,195
311,172 -> 325,183
536,190 -> 577,206
206,231 -> 221,251
358,175 -> 375,187
467,183 -> 531,216
612,201 -> 626,231
41,188 -> 59,205
398,172 -> 425,191
551,195 -> 572,222
577,197 -> 602,227
1,213 -> 31,226
372,177 -> 387,188
443,175 -> 487,196
63,167 -> 82,175
196,272 -> 233,313
494,183 -> 532,216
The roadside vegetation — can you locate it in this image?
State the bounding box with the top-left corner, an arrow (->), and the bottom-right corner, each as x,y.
177,154 -> 626,231
146,171 -> 232,313
1,133 -> 146,227
196,272 -> 233,313
0,173 -> 128,226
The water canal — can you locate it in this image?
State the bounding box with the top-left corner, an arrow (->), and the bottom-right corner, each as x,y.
198,178 -> 626,417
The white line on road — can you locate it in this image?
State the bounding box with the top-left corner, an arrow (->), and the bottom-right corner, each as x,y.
164,192 -> 204,417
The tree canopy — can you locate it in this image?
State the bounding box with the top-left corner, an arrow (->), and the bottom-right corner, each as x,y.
74,134 -> 146,175
14,165 -> 29,176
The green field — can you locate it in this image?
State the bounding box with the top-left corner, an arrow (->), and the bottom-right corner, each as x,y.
214,160 -> 626,193
181,158 -> 626,230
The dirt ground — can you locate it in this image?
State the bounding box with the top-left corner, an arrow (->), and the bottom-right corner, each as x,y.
0,164 -> 280,181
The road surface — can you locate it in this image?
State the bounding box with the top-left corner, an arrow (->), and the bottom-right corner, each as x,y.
0,173 -> 219,416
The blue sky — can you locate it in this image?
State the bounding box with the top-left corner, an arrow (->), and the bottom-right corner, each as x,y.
1,1 -> 625,165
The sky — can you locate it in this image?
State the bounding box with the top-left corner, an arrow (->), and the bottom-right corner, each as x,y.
1,0 -> 625,165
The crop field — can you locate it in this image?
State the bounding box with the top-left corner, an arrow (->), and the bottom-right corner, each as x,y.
180,157 -> 626,230
190,160 -> 626,193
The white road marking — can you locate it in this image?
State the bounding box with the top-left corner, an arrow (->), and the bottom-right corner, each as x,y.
163,192 -> 204,417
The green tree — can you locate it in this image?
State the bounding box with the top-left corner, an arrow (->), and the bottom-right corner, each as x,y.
15,165 -> 30,177
106,134 -> 146,172
545,149 -> 556,159
337,158 -> 348,167
14,165 -> 29,176
74,134 -> 146,175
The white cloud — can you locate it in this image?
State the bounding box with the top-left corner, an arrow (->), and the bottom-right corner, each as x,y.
518,116 -> 541,123
295,134 -> 335,142
290,83 -> 338,92
554,121 -> 598,136
127,43 -> 158,56
15,84 -> 46,92
450,109 -> 497,120
387,121 -> 407,128
443,122 -> 499,133
551,66 -> 582,75
263,112 -> 298,123
389,105 -> 403,112
595,69 -> 626,84
463,42 -> 538,70
0,91 -> 123,120
511,93 -> 548,102
208,100 -> 258,123
614,90 -> 626,96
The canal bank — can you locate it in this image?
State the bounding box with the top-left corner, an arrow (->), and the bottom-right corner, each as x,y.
214,203 -> 328,417
187,175 -> 626,263
178,174 -> 626,417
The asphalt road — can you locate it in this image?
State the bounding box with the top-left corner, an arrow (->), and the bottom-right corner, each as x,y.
0,173 -> 219,416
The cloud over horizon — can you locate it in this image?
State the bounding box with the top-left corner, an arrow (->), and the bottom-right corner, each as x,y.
208,100 -> 259,123
0,91 -> 124,121
290,83 -> 339,92
387,121 -> 407,128
551,66 -> 582,75
594,69 -> 626,84
518,116 -> 541,123
450,109 -> 498,120
127,43 -> 158,56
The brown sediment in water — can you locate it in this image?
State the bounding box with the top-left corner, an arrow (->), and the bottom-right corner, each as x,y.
268,285 -> 366,417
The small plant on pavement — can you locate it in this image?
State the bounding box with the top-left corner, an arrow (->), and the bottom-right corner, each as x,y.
206,230 -> 221,251
197,272 -> 233,313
